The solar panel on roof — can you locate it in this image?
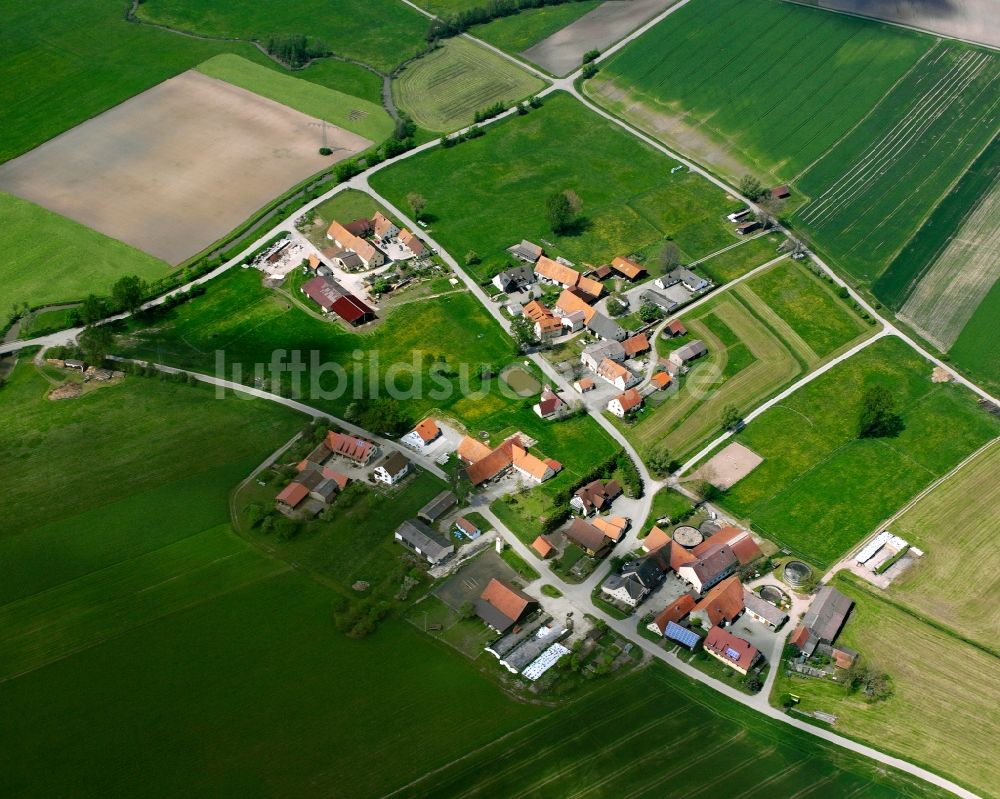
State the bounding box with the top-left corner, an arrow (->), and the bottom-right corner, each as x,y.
664,621 -> 699,649
725,647 -> 741,660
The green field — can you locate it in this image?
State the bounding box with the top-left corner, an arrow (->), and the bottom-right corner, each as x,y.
473,1 -> 602,54
707,336 -> 1000,566
0,193 -> 174,318
795,43 -> 1000,285
888,440 -> 1000,650
590,0 -> 930,184
136,0 -> 429,73
623,258 -> 871,463
198,54 -> 393,142
398,660 -> 955,799
772,575 -> 1000,799
588,0 -> 1000,287
289,57 -> 386,105
393,38 -> 545,132
371,92 -> 743,280
949,274 -> 1000,395
698,232 -> 784,284
0,359 -> 303,545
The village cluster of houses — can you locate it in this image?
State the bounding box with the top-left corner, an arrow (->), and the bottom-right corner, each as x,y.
298,211 -> 429,325
458,433 -> 562,487
499,240 -> 712,345
572,327 -> 708,419
275,429 -> 417,518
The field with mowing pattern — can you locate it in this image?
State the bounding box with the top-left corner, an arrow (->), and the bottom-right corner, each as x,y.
624,258 -> 871,462
136,0 -> 429,73
393,37 -> 545,132
948,275 -> 1000,395
371,92 -> 743,281
704,336 -> 1000,567
888,440 -> 1000,650
772,574 -> 1000,799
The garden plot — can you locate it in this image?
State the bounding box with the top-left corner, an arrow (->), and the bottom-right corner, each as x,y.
898,171 -> 1000,350
0,71 -> 369,265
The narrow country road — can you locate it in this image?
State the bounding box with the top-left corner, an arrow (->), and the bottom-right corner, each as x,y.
109,357 -> 450,481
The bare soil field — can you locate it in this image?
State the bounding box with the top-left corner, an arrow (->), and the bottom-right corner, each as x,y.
899,171 -> 1000,350
0,71 -> 370,265
693,442 -> 762,490
805,0 -> 1000,49
521,0 -> 679,76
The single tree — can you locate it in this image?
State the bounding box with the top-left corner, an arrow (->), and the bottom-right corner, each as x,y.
638,301 -> 661,323
407,192 -> 427,220
647,444 -> 677,478
80,294 -> 106,325
465,250 -> 480,266
458,600 -> 476,620
738,175 -> 764,201
658,241 -> 681,274
111,275 -> 145,315
857,385 -> 904,438
545,190 -> 578,234
78,324 -> 113,366
721,403 -> 742,431
606,295 -> 629,317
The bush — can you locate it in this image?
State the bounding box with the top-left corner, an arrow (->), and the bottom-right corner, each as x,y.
582,49 -> 600,64
581,62 -> 599,80
319,147 -> 333,156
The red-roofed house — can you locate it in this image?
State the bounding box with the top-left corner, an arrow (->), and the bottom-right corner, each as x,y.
476,579 -> 538,634
326,431 -> 376,466
608,388 -> 643,418
276,481 -> 309,511
534,386 -> 567,419
690,576 -> 744,627
651,372 -> 672,390
665,320 -> 688,338
622,333 -> 650,358
647,594 -> 696,635
611,256 -> 646,281
532,535 -> 555,559
330,294 -> 374,326
704,626 -> 759,674
694,526 -> 762,566
641,525 -> 672,553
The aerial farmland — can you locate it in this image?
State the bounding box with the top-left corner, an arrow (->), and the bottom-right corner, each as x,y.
1,0 -> 998,796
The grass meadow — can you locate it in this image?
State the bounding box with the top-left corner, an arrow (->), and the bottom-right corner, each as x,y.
0,193 -> 173,316
371,92 -> 743,281
622,258 -> 871,464
697,231 -> 785,284
591,0 -> 930,184
706,336 -> 1000,567
948,275 -> 1000,395
772,574 -> 1000,799
136,0 -> 428,73
198,54 -> 393,142
394,38 -> 545,132
888,440 -> 1000,650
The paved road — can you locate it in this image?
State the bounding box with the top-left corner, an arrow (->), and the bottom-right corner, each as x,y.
110,357 -> 450,480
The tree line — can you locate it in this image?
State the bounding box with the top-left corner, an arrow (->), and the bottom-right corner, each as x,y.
426,0 -> 595,41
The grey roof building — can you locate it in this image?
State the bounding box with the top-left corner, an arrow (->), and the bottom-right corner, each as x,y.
493,265 -> 536,293
586,312 -> 627,341
670,339 -> 708,365
743,588 -> 788,629
394,519 -> 454,564
802,586 -> 854,644
640,290 -> 679,313
418,490 -> 458,523
507,239 -> 543,263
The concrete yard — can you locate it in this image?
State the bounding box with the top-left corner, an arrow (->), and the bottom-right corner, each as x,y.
521,0 -> 680,76
0,71 -> 371,265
